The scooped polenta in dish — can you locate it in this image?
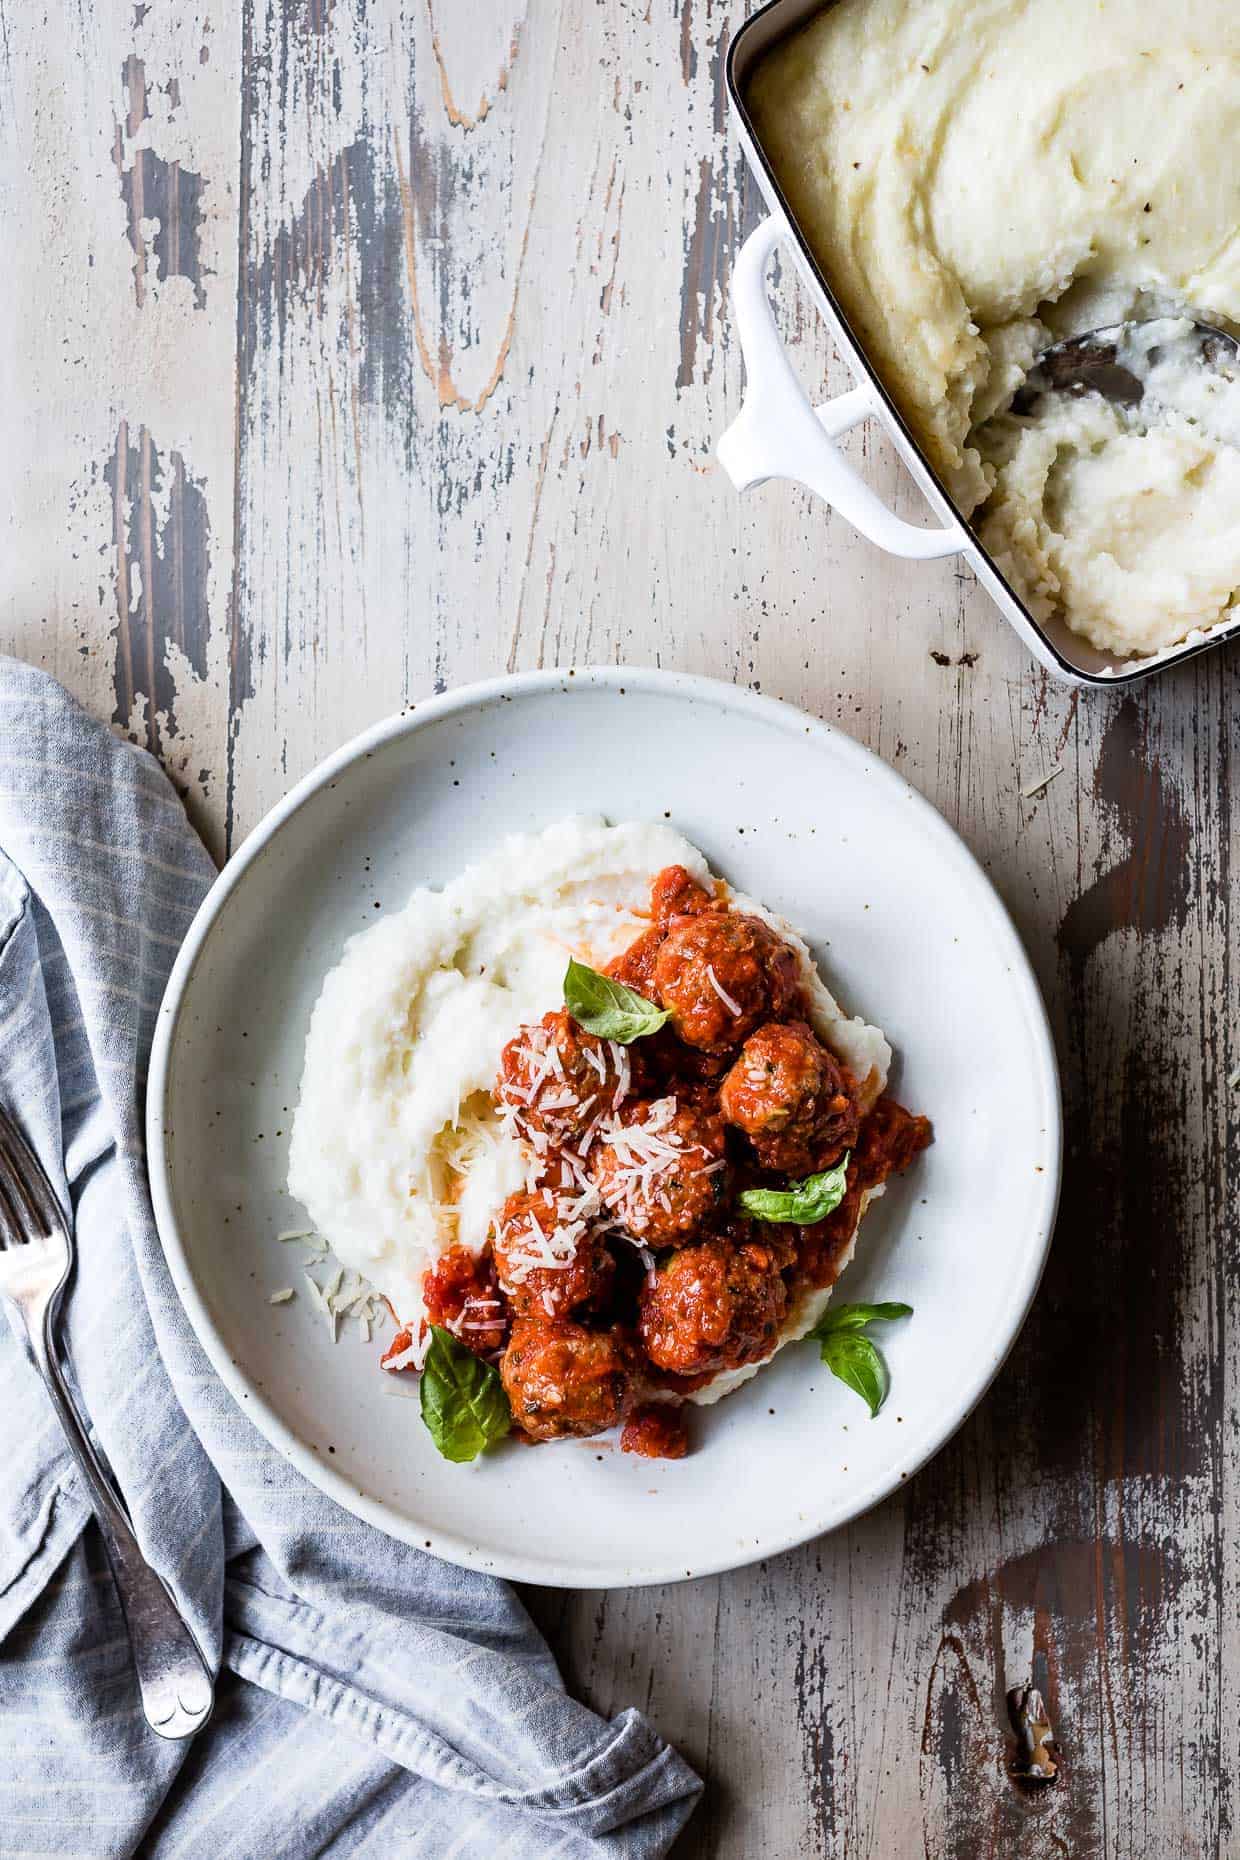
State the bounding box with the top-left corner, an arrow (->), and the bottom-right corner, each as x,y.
749,0 -> 1240,657
287,819 -> 930,1460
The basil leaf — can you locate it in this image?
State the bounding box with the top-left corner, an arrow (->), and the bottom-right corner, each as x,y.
738,1155 -> 850,1224
809,1300 -> 914,1340
420,1325 -> 511,1463
820,1331 -> 888,1418
810,1299 -> 911,1417
563,957 -> 672,1043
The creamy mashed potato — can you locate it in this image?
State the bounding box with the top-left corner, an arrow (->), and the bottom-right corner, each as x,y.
288,819 -> 889,1366
977,383 -> 1240,654
749,0 -> 1240,655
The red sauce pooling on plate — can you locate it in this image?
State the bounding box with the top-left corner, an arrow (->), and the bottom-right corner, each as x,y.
620,1403 -> 690,1460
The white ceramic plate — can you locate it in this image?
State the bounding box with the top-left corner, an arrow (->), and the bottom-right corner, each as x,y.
148,668 -> 1060,1587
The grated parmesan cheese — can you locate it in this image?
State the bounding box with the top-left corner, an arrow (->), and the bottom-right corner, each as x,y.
705,963 -> 743,1017
287,818 -> 892,1378
1022,766 -> 1065,800
279,1233 -> 387,1349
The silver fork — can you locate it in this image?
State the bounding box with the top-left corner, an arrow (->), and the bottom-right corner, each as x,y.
0,1103 -> 213,1739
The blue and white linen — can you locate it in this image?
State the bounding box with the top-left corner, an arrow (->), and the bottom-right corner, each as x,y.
0,660 -> 700,1859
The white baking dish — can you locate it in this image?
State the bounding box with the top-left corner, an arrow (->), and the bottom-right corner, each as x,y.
717,0 -> 1240,687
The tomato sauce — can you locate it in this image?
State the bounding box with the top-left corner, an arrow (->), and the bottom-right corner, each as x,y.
403,866 -> 932,1452
422,1244 -> 507,1357
621,1403 -> 690,1460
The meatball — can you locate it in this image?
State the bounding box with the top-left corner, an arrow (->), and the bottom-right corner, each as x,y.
605,866 -> 714,995
720,1020 -> 860,1174
500,1316 -> 632,1441
638,1232 -> 789,1378
496,1009 -> 631,1142
653,911 -> 800,1052
492,1189 -> 615,1320
590,1097 -> 730,1245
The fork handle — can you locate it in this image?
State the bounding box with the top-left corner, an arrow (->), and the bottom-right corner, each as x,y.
34,1329 -> 214,1739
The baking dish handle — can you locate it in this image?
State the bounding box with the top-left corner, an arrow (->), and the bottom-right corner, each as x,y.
716,217 -> 964,561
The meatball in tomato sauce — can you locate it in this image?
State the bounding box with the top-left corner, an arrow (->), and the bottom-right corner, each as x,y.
500,1316 -> 632,1441
590,1097 -> 730,1245
496,1009 -> 631,1143
639,1231 -> 789,1378
653,912 -> 799,1052
491,1189 -> 615,1321
605,866 -> 715,996
720,1020 -> 860,1175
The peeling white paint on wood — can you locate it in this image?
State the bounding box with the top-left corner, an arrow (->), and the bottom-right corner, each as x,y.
0,0 -> 239,853
3,2 -> 1237,1854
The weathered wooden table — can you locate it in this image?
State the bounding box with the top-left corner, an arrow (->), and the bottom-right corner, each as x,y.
4,3 -> 1229,1853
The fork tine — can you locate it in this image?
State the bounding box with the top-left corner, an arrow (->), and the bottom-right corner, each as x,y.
0,1105 -> 64,1235
0,1152 -> 46,1239
0,1171 -> 25,1250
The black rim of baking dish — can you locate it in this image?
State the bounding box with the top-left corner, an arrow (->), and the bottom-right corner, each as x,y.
724,0 -> 1233,690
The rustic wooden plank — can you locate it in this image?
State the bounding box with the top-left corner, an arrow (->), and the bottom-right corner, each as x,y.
4,0 -> 1237,1853
0,0 -> 240,859
501,9 -> 1236,1856
532,658 -> 1236,1860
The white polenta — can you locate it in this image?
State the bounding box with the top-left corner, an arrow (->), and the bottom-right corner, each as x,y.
288,819 -> 890,1386
750,0 -> 1240,656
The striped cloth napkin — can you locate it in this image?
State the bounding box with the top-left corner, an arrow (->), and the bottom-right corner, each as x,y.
0,660 -> 701,1859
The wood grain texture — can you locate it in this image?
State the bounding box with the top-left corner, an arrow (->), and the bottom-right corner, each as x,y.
3,1 -> 1237,1853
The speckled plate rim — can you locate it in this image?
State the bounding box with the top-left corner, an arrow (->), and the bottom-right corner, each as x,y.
147,665 -> 1062,1586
